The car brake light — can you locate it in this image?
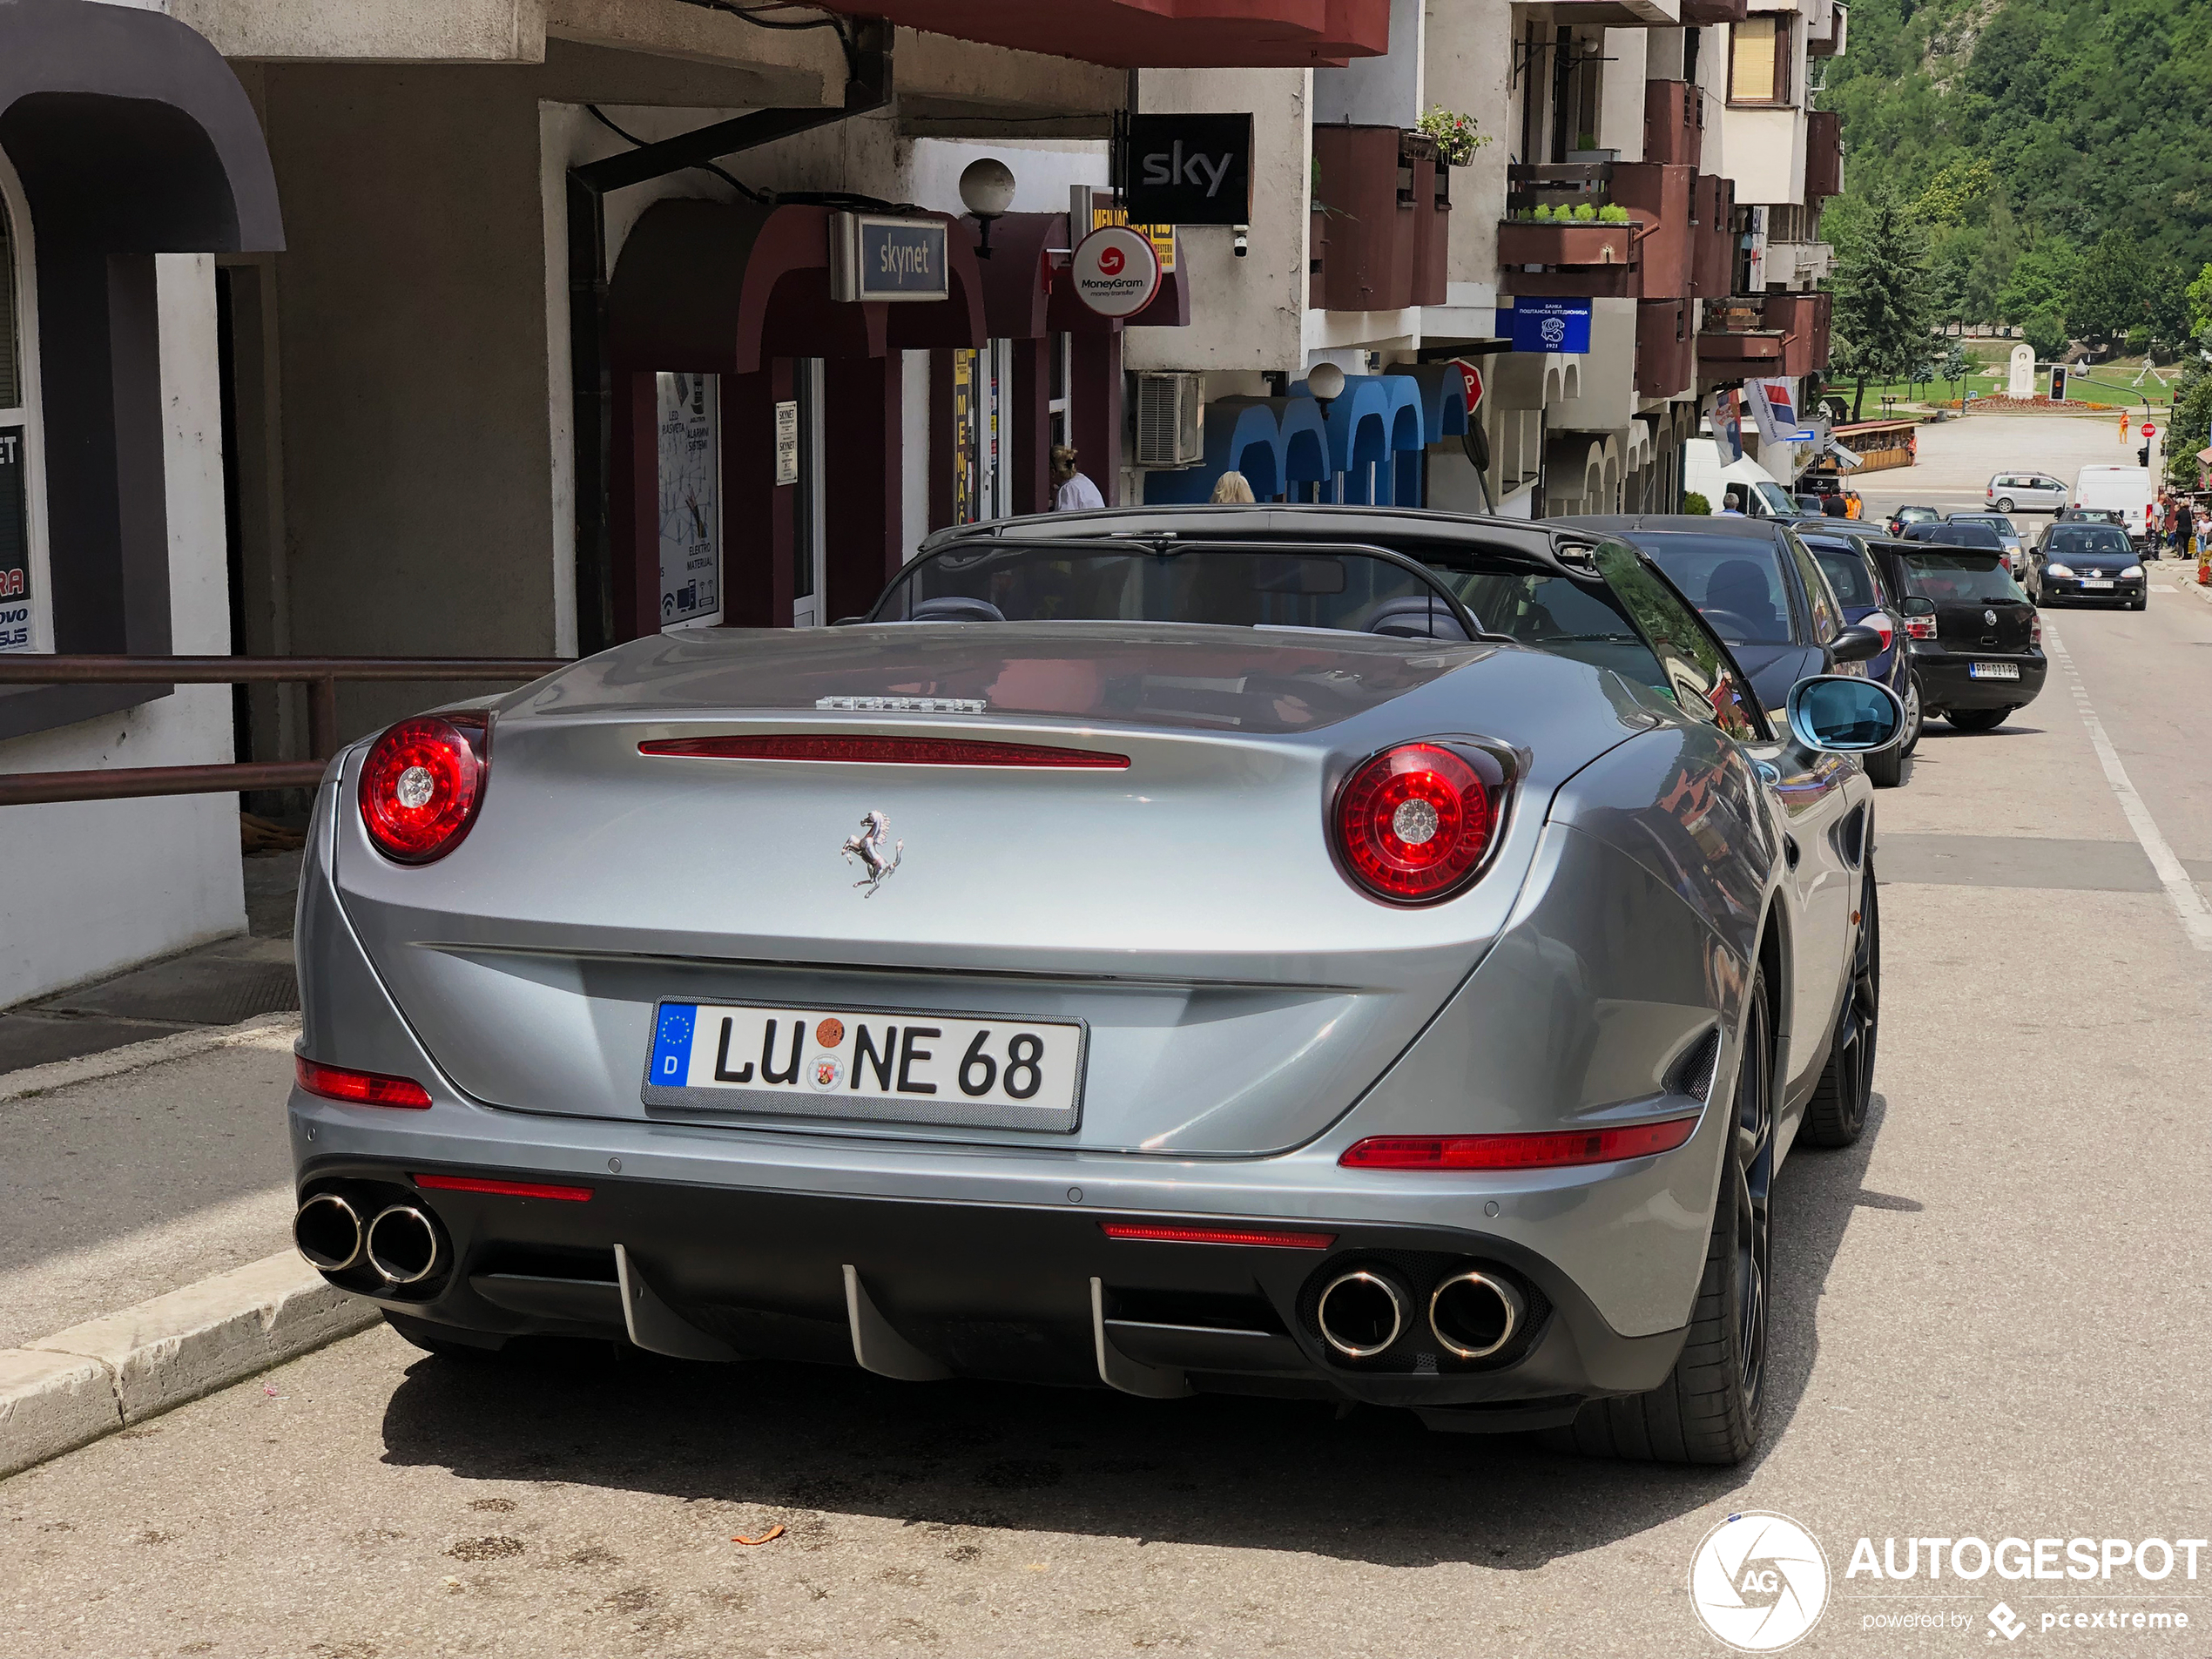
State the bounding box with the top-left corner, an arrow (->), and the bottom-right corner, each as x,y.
2031,612 -> 2043,648
1339,1116 -> 1701,1170
639,735 -> 1128,768
415,1173 -> 594,1202
1905,613 -> 1939,640
1098,1222 -> 1337,1249
1332,741 -> 1505,904
296,1055 -> 432,1109
359,715 -> 489,863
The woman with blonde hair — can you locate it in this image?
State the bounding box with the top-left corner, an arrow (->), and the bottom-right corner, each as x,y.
1210,470 -> 1257,503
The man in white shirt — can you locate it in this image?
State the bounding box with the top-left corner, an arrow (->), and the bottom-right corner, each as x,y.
1050,444 -> 1106,512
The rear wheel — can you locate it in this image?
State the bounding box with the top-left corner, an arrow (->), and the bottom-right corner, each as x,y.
1549,967 -> 1773,1466
1947,705 -> 2011,732
1804,866 -> 1878,1148
1995,496 -> 2014,513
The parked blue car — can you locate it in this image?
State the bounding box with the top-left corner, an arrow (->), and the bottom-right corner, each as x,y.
1795,528 -> 1919,786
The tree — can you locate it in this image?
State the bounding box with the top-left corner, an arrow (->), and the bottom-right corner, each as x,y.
2165,358 -> 2211,489
2068,230 -> 2148,345
2024,306 -> 2069,364
2189,262 -> 2212,336
1831,187 -> 1934,420
1998,241 -> 2077,327
1939,341 -> 1972,404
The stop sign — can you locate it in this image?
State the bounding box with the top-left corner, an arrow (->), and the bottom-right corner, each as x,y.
2142,423 -> 2157,438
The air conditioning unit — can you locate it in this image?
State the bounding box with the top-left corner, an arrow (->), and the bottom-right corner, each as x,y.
1133,372 -> 1204,468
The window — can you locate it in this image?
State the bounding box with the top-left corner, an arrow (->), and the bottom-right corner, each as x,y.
0,166 -> 42,655
1808,543 -> 1878,607
1785,532 -> 1839,642
1631,534 -> 1795,644
1595,542 -> 1762,739
1729,15 -> 1793,104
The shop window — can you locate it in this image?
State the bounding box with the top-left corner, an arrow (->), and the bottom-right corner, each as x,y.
0,164 -> 44,655
1047,333 -> 1072,452
947,340 -> 1015,526
1729,16 -> 1793,105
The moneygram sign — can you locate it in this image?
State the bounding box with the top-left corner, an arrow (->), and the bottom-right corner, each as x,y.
1069,225 -> 1161,319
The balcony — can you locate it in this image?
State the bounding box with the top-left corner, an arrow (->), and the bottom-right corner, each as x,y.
1643,78 -> 1701,168
1535,0 -> 1683,22
1636,298 -> 1694,399
1698,291 -> 1831,381
1690,173 -> 1735,300
1804,111 -> 1843,204
1765,239 -> 1835,287
1498,161 -> 1692,300
809,0 -> 1390,67
1311,125 -> 1448,311
1679,0 -> 1748,21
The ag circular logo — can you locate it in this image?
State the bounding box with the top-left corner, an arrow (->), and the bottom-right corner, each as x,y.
1689,1512 -> 1830,1652
1069,226 -> 1160,318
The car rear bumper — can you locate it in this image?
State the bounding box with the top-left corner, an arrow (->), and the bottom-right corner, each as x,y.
1909,647 -> 2047,711
291,1095 -> 1697,1426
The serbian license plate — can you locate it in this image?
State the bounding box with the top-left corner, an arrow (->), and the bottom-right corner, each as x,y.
1969,661 -> 2020,679
2080,578 -> 2114,590
643,1001 -> 1086,1132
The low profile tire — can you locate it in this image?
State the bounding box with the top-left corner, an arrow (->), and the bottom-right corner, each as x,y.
1947,705 -> 2011,732
1804,864 -> 1878,1148
382,1310 -> 510,1359
1548,966 -> 1774,1466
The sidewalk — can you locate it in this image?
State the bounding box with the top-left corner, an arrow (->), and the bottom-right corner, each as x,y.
0,1011 -> 374,1477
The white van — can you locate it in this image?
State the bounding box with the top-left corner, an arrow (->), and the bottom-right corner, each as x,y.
2074,465 -> 2154,549
1681,437 -> 1797,517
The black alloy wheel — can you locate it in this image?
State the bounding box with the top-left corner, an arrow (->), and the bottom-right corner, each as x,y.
1804,863 -> 1879,1148
1730,982 -> 1774,1422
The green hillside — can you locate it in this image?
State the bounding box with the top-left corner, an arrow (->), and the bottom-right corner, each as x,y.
1818,0 -> 2212,320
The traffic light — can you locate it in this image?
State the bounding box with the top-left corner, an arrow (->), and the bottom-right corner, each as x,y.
2050,365 -> 2067,401
2137,444 -> 2151,467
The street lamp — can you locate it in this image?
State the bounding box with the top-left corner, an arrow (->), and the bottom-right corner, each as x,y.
959,158 -> 1015,260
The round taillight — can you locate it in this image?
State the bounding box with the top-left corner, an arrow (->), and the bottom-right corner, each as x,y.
359,717 -> 485,863
1333,742 -> 1498,904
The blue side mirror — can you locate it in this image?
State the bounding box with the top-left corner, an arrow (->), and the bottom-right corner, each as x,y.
1786,675 -> 1905,753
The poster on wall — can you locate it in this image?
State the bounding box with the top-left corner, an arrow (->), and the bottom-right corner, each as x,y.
0,427 -> 31,653
657,373 -> 721,631
951,349 -> 976,524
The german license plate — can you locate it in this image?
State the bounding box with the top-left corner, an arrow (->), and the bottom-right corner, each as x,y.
1969,661 -> 2020,679
643,1001 -> 1086,1132
2080,578 -> 2114,590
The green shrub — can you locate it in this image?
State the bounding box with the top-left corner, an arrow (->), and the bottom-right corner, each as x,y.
1573,202 -> 1597,222
1533,204 -> 1554,223
1683,491 -> 1712,515
1598,203 -> 1631,224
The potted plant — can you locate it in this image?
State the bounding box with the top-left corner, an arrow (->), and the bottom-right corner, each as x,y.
1416,106 -> 1490,168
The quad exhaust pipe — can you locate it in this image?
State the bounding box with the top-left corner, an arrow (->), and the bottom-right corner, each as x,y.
1315,1269 -> 1409,1358
293,1192 -> 364,1271
1427,1268 -> 1524,1361
297,1194 -> 444,1285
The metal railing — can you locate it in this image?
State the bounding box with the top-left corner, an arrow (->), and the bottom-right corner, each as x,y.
0,656 -> 569,806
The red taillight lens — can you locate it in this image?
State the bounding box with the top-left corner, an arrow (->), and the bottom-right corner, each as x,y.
359,715 -> 487,863
1339,1116 -> 1701,1170
296,1055 -> 432,1109
2030,612 -> 2043,648
414,1173 -> 593,1202
638,735 -> 1128,768
1098,1222 -> 1337,1250
1905,614 -> 1939,640
1333,742 -> 1501,903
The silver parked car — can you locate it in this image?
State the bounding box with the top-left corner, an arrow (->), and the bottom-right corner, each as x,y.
289,509 -> 1900,1466
1986,471 -> 2067,514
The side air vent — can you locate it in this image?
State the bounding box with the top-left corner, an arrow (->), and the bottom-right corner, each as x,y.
1668,1027 -> 1723,1102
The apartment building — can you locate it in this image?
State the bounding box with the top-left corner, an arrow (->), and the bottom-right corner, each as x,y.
1126,0 -> 1845,515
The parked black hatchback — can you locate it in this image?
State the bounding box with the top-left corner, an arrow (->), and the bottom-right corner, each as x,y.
1867,544 -> 2046,732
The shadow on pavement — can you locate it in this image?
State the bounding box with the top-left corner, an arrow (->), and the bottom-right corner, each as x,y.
374,1096 -> 1892,1569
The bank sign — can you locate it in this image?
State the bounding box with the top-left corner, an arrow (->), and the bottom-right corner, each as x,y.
1123,113 -> 1253,226
830,212 -> 950,303
1507,299 -> 1592,354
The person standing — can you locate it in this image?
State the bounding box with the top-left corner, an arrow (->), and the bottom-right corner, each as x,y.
1049,444 -> 1106,512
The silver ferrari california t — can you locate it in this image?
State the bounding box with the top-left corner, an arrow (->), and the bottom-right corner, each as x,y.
288,508 -> 1900,1465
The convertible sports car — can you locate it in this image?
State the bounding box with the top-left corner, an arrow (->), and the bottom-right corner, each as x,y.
288,507 -> 1900,1466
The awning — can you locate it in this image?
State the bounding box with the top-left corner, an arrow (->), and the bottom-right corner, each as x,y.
810,1 -> 1388,68
609,200 -> 983,374
0,0 -> 281,253
1826,438 -> 1864,469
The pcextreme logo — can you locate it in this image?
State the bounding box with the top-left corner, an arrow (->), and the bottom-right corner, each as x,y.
1689,1512 -> 1832,1652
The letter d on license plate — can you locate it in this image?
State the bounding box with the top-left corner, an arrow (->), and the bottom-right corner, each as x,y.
643,1000 -> 1086,1133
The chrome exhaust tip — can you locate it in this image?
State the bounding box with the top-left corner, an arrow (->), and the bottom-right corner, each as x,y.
1314,1270 -> 1408,1359
1428,1269 -> 1525,1361
363,1204 -> 442,1285
293,1192 -> 364,1272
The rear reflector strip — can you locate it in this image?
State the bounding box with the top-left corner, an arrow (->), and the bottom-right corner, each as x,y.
414,1173 -> 595,1203
637,735 -> 1129,769
1099,1222 -> 1337,1250
1339,1116 -> 1702,1170
295,1055 -> 432,1109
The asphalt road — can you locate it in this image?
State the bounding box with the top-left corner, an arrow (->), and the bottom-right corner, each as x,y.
5,415 -> 2209,1657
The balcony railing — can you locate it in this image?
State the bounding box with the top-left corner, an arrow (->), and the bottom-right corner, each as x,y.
1499,161 -> 1692,300
1679,0 -> 1748,21
1690,172 -> 1735,300
1804,111 -> 1843,204
1643,78 -> 1701,168
1636,297 -> 1695,399
1310,125 -> 1448,312
1698,292 -> 1831,380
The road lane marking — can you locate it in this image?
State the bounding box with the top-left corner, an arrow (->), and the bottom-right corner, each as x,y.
2040,617 -> 2212,952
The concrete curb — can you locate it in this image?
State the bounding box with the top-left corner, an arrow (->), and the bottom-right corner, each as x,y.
0,1011 -> 300,1104
0,1251 -> 376,1479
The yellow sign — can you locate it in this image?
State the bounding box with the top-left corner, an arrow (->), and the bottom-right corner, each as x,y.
1089,204 -> 1175,274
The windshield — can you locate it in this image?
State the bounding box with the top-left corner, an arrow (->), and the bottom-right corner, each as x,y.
1808,544 -> 1879,607
1952,515 -> 2017,536
2044,527 -> 2133,557
1621,534 -> 1795,644
873,543 -> 1476,637
1901,552 -> 2028,604
1748,481 -> 1796,515
1426,563 -> 1669,683
1912,523 -> 2005,549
